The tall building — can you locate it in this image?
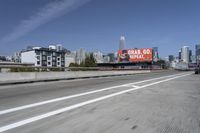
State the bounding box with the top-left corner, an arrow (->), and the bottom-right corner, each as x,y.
189,50 -> 192,63
119,36 -> 125,50
181,46 -> 190,63
103,55 -> 110,63
152,47 -> 159,62
75,48 -> 86,65
21,45 -> 66,67
0,55 -> 7,61
93,51 -> 103,63
195,44 -> 200,56
168,55 -> 174,62
196,44 -> 200,63
107,53 -> 115,62
178,50 -> 182,60
12,52 -> 21,63
191,55 -> 196,63
65,52 -> 76,67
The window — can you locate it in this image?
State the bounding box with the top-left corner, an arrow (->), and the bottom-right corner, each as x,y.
47,52 -> 51,56
43,61 -> 47,65
48,62 -> 51,65
57,62 -> 60,65
37,61 -> 40,65
42,56 -> 47,60
36,51 -> 40,55
53,52 -> 56,56
37,56 -> 40,60
57,58 -> 60,61
52,57 -> 56,60
52,62 -> 56,66
42,51 -> 46,55
47,57 -> 51,60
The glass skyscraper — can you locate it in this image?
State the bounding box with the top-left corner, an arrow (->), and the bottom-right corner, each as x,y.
196,44 -> 200,63
196,44 -> 200,56
119,36 -> 125,50
181,46 -> 189,63
152,47 -> 159,62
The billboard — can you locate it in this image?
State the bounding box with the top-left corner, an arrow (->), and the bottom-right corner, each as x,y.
118,48 -> 153,62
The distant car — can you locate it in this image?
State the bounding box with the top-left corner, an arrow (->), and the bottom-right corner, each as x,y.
194,65 -> 200,74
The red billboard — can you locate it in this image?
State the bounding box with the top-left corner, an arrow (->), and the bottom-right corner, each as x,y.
118,48 -> 153,62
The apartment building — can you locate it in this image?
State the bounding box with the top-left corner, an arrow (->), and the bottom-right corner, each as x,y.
21,45 -> 67,67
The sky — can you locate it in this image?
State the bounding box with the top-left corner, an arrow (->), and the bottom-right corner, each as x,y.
0,0 -> 200,58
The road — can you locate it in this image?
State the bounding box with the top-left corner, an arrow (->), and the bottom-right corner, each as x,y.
0,71 -> 199,133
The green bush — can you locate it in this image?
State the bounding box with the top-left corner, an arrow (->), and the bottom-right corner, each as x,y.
68,53 -> 97,71
10,67 -> 36,72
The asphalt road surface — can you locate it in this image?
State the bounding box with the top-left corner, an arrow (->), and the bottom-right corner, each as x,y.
0,70 -> 199,133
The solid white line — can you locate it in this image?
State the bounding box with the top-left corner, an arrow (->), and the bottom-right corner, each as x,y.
131,85 -> 140,88
0,73 -> 188,115
0,73 -> 191,133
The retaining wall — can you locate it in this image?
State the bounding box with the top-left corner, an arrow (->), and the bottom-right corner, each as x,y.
0,70 -> 150,83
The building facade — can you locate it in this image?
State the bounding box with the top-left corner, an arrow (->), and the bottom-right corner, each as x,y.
178,50 -> 181,60
189,50 -> 192,63
75,48 -> 86,65
103,55 -> 110,63
21,45 -> 66,67
93,51 -> 103,63
181,46 -> 190,63
152,47 -> 159,62
12,52 -> 21,63
65,52 -> 76,67
107,53 -> 115,63
0,55 -> 7,61
168,55 -> 174,62
119,36 -> 125,50
196,44 -> 200,63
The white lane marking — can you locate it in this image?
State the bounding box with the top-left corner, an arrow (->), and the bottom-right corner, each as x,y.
0,73 -> 189,115
131,85 -> 140,88
0,73 -> 191,133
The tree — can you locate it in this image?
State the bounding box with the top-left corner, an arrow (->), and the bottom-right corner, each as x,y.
156,59 -> 167,69
69,53 -> 97,68
84,53 -> 96,67
69,63 -> 79,67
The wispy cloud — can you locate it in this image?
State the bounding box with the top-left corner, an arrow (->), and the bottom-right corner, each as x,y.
1,0 -> 92,43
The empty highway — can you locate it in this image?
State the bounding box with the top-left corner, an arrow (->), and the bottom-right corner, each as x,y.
0,71 -> 199,133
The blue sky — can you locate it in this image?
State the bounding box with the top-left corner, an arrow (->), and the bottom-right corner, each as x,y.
0,0 -> 200,57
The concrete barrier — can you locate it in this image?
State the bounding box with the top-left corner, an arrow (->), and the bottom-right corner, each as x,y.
0,70 -> 151,85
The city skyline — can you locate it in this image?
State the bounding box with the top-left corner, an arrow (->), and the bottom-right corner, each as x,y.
1,0 -> 200,57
